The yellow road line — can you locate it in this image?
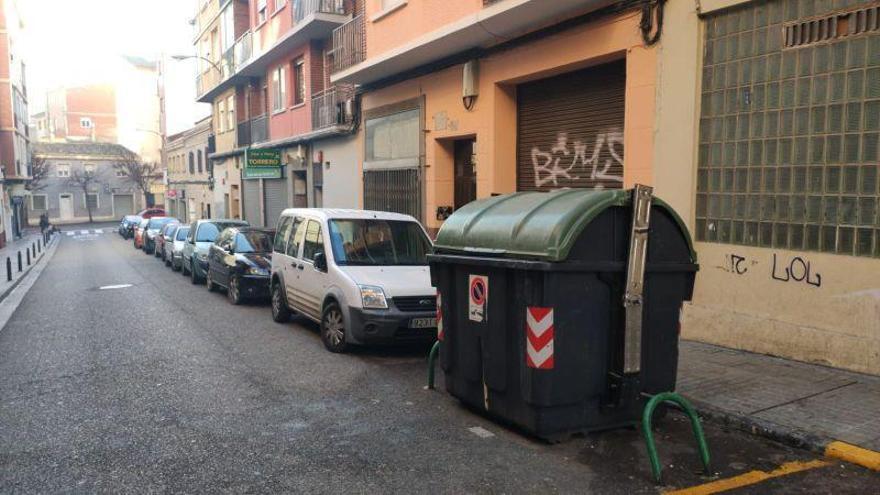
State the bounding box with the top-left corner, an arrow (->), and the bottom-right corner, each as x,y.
665,459 -> 830,495
825,441 -> 880,471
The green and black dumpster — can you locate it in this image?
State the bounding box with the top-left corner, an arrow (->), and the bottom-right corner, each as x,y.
428,186 -> 698,441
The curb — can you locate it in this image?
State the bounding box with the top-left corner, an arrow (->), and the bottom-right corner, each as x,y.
0,235 -> 58,306
690,398 -> 880,472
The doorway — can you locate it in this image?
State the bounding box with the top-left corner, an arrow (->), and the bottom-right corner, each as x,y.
59,194 -> 74,220
454,139 -> 477,210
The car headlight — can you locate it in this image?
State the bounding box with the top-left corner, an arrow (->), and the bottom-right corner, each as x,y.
359,285 -> 388,309
246,266 -> 269,276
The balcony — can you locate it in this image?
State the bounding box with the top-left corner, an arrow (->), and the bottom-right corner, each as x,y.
233,31 -> 252,71
196,67 -> 222,99
311,85 -> 355,131
236,115 -> 268,147
329,14 -> 365,74
331,0 -> 615,85
294,0 -> 345,22
234,1 -> 350,80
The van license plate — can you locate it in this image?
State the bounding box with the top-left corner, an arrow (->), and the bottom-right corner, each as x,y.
409,317 -> 437,329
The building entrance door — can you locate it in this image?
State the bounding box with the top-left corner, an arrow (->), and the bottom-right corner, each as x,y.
59,194 -> 74,220
454,138 -> 477,210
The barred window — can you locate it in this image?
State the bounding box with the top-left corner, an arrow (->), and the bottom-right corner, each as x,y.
697,0 -> 880,257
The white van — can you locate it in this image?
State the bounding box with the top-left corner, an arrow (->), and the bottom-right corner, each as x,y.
270,209 -> 437,352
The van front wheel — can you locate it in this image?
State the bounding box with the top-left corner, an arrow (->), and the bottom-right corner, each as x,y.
321,303 -> 348,353
271,283 -> 290,323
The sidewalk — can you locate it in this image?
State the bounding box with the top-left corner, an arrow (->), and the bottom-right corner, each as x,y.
0,230 -> 55,302
678,340 -> 880,454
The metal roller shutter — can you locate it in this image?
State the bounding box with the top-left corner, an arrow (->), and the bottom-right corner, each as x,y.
242,179 -> 261,226
113,194 -> 134,217
517,60 -> 626,192
263,178 -> 289,228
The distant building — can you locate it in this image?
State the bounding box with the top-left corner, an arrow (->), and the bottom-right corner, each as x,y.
0,0 -> 31,245
165,117 -> 213,222
31,55 -> 163,165
30,142 -> 143,224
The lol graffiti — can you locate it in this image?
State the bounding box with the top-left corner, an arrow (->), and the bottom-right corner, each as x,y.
530,130 -> 624,189
771,253 -> 822,288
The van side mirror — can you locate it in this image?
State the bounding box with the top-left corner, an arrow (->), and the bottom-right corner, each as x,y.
313,252 -> 327,272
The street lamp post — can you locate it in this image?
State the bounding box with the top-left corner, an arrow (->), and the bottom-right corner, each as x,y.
171,54 -> 223,76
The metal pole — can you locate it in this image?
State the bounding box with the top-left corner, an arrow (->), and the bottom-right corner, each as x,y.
6,258 -> 11,281
26,249 -> 30,266
427,340 -> 440,390
17,252 -> 22,272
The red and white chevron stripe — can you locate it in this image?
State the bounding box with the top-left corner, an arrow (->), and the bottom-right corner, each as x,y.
526,307 -> 554,370
437,293 -> 444,341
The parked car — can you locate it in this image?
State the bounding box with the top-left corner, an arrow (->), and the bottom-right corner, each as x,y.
166,225 -> 191,271
133,218 -> 150,249
182,219 -> 248,284
269,209 -> 435,353
118,215 -> 142,239
137,207 -> 166,219
206,227 -> 275,304
143,217 -> 177,254
155,221 -> 180,259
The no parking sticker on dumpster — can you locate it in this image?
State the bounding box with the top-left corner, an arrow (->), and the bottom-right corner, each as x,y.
468,275 -> 488,323
526,307 -> 554,370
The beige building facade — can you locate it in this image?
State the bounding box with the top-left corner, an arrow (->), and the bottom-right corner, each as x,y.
655,0 -> 880,375
165,117 -> 213,223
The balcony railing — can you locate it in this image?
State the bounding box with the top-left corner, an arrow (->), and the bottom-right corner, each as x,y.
294,0 -> 346,22
233,31 -> 253,70
250,114 -> 269,144
311,85 -> 355,130
329,14 -> 365,73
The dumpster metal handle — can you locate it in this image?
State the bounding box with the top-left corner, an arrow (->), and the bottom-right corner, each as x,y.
623,184 -> 653,374
641,391 -> 711,483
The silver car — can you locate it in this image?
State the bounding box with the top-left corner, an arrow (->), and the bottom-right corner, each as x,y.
166,225 -> 190,271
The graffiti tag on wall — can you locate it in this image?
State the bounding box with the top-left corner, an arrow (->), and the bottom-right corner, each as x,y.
717,252 -> 823,288
530,130 -> 624,189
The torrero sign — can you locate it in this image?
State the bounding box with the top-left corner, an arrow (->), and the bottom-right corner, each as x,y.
244,149 -> 282,179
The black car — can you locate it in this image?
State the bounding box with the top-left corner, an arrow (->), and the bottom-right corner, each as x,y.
205,227 -> 275,305
119,215 -> 142,239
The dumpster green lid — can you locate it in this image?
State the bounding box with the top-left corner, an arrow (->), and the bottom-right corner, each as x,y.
433,189 -> 695,262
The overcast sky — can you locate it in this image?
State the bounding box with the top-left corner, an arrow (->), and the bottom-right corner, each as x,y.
19,0 -> 210,135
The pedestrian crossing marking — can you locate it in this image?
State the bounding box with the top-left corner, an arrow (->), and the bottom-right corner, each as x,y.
65,229 -> 105,236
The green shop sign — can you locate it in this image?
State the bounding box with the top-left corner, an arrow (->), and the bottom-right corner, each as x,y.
245,149 -> 282,179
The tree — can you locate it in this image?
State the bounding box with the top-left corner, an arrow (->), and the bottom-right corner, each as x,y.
67,168 -> 103,223
26,155 -> 50,192
113,151 -> 160,208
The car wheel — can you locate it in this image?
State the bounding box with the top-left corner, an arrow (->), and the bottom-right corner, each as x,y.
227,274 -> 242,305
182,258 -> 189,276
206,270 -> 217,292
164,256 -> 171,267
271,282 -> 290,322
321,302 -> 348,353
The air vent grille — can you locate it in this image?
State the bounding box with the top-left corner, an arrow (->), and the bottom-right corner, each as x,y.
784,4 -> 880,49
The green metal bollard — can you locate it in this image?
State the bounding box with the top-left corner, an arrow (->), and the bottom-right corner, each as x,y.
641,391 -> 711,483
427,340 -> 440,390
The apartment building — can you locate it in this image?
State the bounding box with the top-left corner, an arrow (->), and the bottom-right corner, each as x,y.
35,56 -> 163,165
330,0 -> 656,230
0,0 -> 29,245
648,0 -> 880,375
30,142 -> 141,224
165,117 -> 214,222
332,0 -> 880,375
192,0 -> 360,227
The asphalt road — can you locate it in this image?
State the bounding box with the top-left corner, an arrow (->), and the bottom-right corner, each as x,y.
0,228 -> 877,493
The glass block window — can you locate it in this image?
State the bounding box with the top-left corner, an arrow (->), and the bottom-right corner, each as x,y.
698,0 -> 880,257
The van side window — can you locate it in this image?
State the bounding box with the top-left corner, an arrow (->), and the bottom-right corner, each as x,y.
286,217 -> 305,257
274,216 -> 292,253
302,220 -> 324,261
186,223 -> 196,243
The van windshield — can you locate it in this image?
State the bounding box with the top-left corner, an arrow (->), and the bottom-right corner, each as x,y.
328,219 -> 431,266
